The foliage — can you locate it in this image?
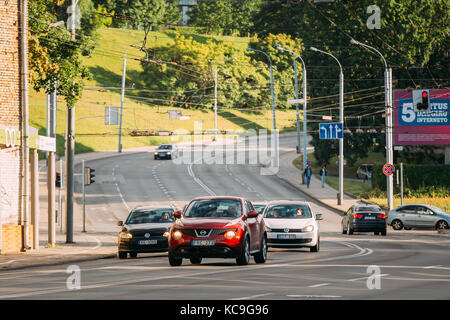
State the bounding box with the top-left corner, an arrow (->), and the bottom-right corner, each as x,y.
188,0 -> 261,36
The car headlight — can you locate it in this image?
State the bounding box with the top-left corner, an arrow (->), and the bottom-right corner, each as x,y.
154,152 -> 158,155
167,152 -> 171,155
119,232 -> 133,239
265,226 -> 272,232
303,225 -> 314,232
224,230 -> 236,240
163,231 -> 169,237
173,230 -> 183,240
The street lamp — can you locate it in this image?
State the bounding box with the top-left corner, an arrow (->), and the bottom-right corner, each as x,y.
350,39 -> 394,211
214,57 -> 236,132
118,40 -> 144,153
276,44 -> 308,169
246,47 -> 278,168
310,46 -> 344,205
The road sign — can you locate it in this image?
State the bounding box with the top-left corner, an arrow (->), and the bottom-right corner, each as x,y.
319,123 -> 343,139
287,99 -> 305,104
383,164 -> 395,176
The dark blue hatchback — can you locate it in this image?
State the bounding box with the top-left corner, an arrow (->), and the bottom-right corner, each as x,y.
342,204 -> 387,236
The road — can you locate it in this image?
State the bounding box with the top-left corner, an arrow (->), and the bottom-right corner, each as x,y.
0,133 -> 449,300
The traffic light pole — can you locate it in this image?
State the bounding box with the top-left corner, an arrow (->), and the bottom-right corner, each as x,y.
82,160 -> 86,232
48,152 -> 56,247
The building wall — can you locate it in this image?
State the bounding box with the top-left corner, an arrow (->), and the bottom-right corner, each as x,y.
0,0 -> 24,253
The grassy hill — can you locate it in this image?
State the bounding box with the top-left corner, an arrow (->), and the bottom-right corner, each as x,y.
30,27 -> 299,156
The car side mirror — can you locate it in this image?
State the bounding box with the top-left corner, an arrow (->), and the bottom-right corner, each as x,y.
248,210 -> 259,218
117,221 -> 123,226
316,212 -> 323,221
173,211 -> 182,219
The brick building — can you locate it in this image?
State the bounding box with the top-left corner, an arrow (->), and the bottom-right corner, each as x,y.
0,0 -> 26,254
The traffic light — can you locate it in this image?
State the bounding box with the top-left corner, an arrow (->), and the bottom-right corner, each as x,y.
413,89 -> 430,112
56,172 -> 61,188
86,167 -> 95,185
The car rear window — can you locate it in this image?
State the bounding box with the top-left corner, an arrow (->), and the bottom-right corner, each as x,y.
126,209 -> 174,224
185,199 -> 242,218
355,206 -> 381,212
264,205 -> 311,219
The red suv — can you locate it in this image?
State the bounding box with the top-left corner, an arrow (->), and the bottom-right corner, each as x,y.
168,196 -> 267,266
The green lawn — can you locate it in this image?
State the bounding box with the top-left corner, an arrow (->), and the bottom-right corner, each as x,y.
317,175 -> 372,197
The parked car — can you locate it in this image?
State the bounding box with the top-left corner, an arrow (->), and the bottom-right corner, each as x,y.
356,164 -> 373,180
117,206 -> 175,259
342,204 -> 387,235
263,200 -> 322,252
168,196 -> 267,266
387,204 -> 450,230
154,144 -> 178,160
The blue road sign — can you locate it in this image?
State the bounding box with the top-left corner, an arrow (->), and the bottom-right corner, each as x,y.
319,123 -> 343,139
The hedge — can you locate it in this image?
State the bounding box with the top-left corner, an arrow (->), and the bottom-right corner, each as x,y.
372,164 -> 450,191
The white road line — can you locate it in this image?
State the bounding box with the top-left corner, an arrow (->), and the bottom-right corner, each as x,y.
423,265 -> 443,269
308,283 -> 331,288
347,274 -> 389,282
187,162 -> 215,196
287,295 -> 341,298
231,293 -> 273,300
112,168 -> 130,212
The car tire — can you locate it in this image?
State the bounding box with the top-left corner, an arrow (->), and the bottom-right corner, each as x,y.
118,252 -> 127,259
404,227 -> 412,230
129,252 -> 137,258
310,237 -> 320,252
190,257 -> 202,264
374,231 -> 380,235
342,224 -> 347,234
236,238 -> 250,266
168,252 -> 183,266
436,220 -> 449,230
348,224 -> 354,235
391,219 -> 403,230
254,237 -> 267,264
154,156 -> 158,160
381,229 -> 387,236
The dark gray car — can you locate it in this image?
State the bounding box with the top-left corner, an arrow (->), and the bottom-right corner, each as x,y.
387,204 -> 450,230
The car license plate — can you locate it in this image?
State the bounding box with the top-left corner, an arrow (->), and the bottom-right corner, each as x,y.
365,216 -> 376,220
191,240 -> 215,246
277,234 -> 296,239
138,240 -> 157,245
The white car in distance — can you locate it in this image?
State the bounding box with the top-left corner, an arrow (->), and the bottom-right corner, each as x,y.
263,201 -> 323,252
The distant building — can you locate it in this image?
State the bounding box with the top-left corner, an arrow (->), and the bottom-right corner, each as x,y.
178,0 -> 197,26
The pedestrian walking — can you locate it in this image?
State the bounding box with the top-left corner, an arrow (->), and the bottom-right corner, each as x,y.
304,164 -> 312,188
320,164 -> 327,188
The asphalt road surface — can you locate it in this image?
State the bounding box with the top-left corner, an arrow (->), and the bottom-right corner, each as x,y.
0,134 -> 449,300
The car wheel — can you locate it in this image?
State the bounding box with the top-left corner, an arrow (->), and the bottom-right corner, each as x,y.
154,156 -> 157,160
168,252 -> 183,266
190,257 -> 202,264
118,252 -> 127,259
404,227 -> 412,230
348,223 -> 354,235
381,229 -> 387,236
391,219 -> 403,230
310,237 -> 320,252
236,238 -> 250,266
129,252 -> 138,258
436,220 -> 449,230
254,237 -> 267,264
342,223 -> 347,234
374,231 -> 380,235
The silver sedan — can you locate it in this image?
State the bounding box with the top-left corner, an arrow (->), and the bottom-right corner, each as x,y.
387,204 -> 450,230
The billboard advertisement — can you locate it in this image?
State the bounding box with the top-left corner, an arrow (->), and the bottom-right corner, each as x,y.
394,89 -> 450,145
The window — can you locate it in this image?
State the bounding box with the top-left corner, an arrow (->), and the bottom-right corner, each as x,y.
126,209 -> 174,224
264,205 -> 312,219
184,199 -> 243,218
398,206 -> 417,214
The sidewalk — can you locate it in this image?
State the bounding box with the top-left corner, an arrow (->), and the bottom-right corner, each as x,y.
277,151 -> 364,214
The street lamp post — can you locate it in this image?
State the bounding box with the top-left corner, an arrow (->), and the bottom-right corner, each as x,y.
350,39 -> 394,211
118,40 -> 144,153
276,44 -> 308,168
310,47 -> 344,205
246,47 -> 278,168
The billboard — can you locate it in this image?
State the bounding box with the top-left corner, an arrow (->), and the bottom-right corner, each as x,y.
394,89 -> 450,145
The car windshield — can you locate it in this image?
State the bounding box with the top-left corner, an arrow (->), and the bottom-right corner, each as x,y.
429,205 -> 447,214
264,205 -> 312,219
253,205 -> 266,214
184,199 -> 242,218
126,209 -> 174,224
355,206 -> 380,212
158,145 -> 172,150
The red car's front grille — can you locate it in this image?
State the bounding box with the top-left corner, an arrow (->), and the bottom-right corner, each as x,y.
181,229 -> 230,237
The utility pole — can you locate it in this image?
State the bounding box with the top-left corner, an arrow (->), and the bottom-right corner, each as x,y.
66,0 -> 78,243
82,160 -> 86,232
214,64 -> 218,132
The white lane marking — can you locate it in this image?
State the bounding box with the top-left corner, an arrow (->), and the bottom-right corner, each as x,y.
308,283 -> 331,288
0,260 -> 17,265
0,241 -> 373,299
187,162 -> 215,196
87,236 -> 102,250
347,274 -> 389,282
112,167 -> 130,212
287,295 -> 341,298
231,293 -> 273,300
423,265 -> 443,269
